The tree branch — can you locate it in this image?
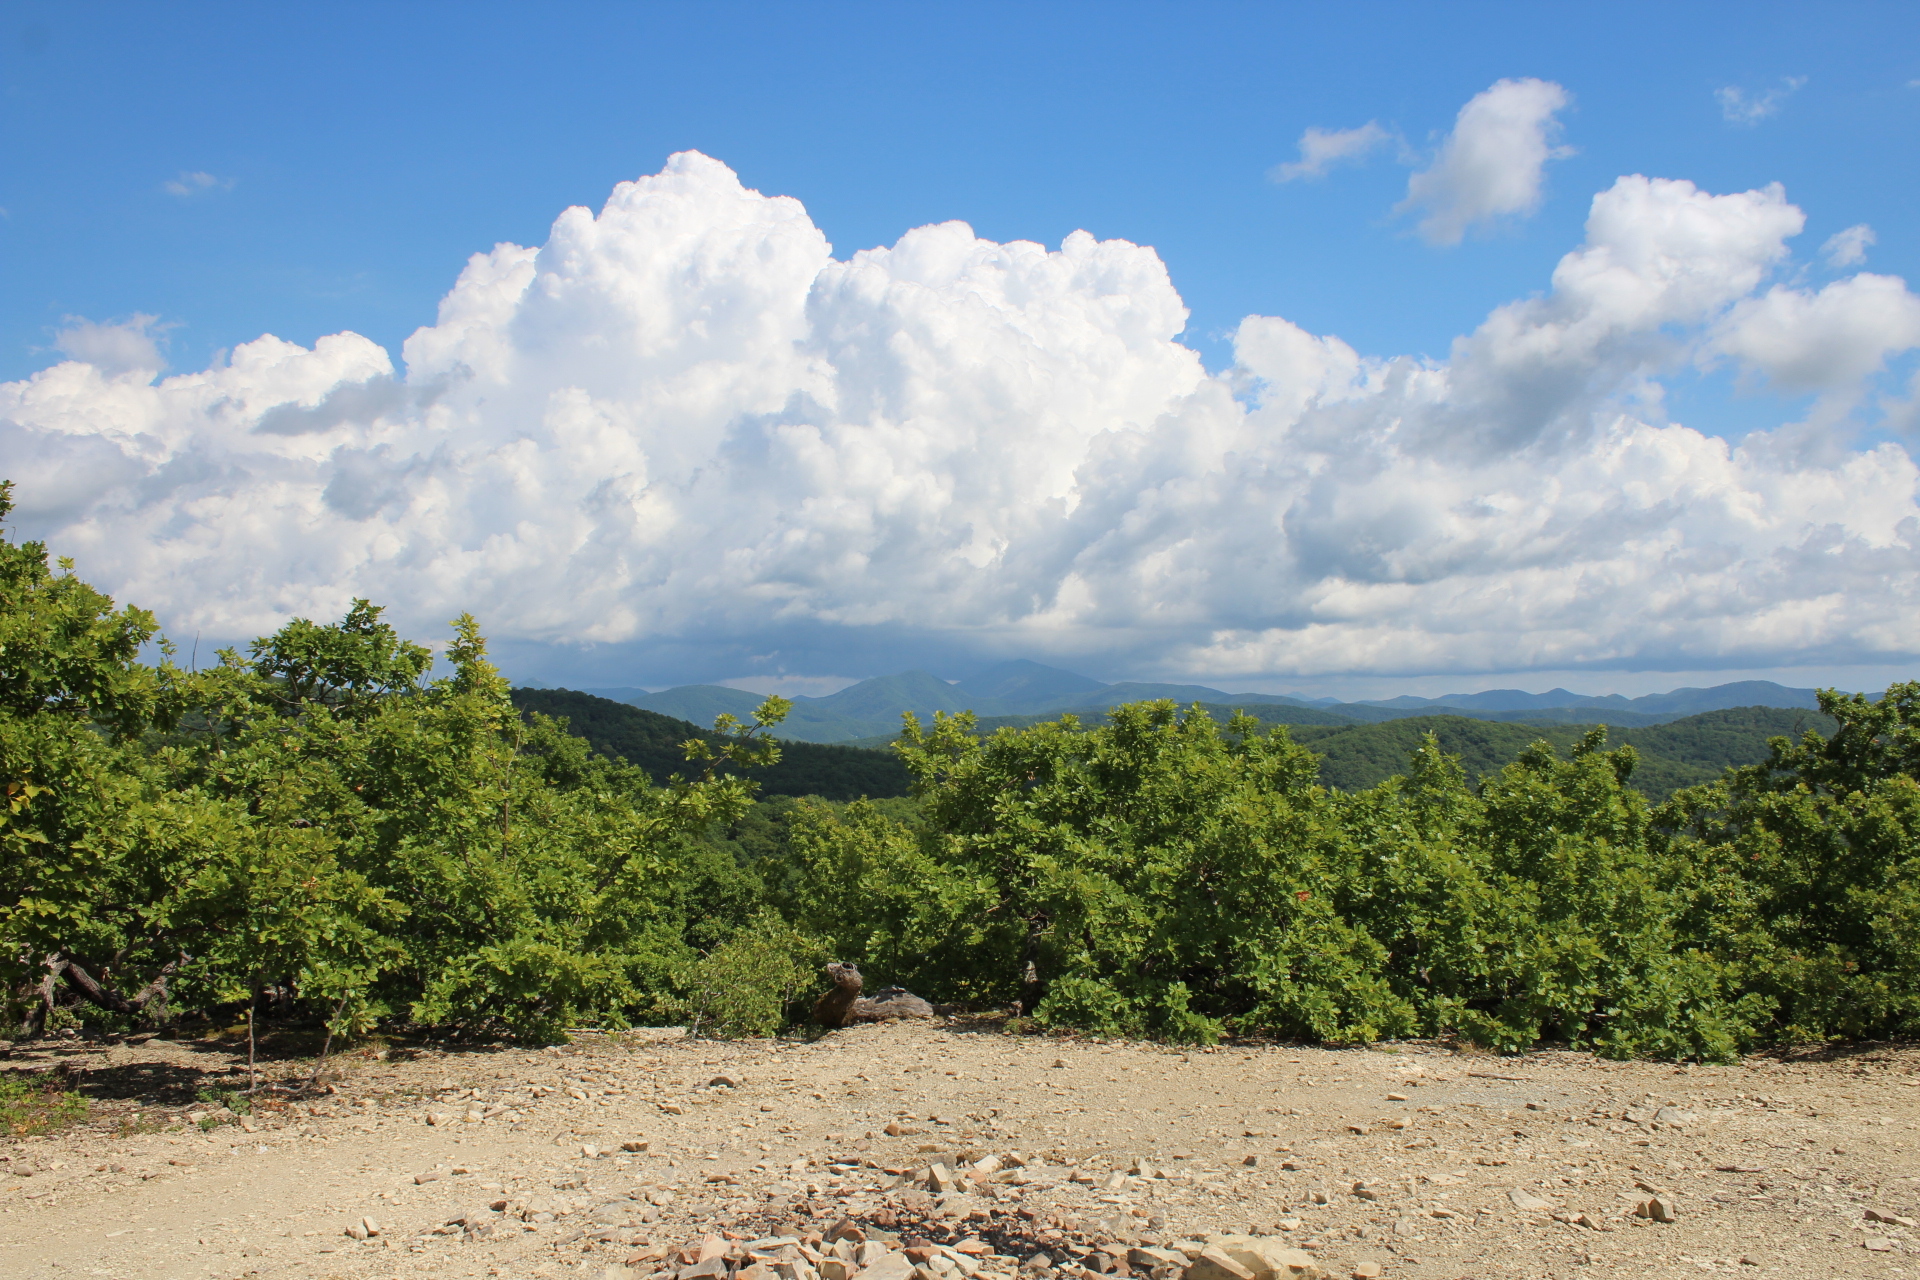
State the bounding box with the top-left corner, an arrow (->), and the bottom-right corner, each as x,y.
59,957 -> 181,1016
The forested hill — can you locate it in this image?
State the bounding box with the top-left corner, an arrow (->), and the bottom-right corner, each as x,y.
518,686 -> 1832,805
1289,704 -> 1838,799
508,688 -> 911,801
846,701 -> 1836,802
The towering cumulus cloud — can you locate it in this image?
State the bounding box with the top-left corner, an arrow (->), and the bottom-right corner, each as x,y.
3,152 -> 1917,681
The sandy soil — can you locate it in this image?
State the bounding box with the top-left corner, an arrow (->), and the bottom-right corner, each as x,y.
2,1020 -> 1916,1280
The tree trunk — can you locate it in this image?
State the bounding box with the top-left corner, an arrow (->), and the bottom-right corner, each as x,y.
306,994 -> 349,1090
13,956 -> 62,1039
245,987 -> 259,1091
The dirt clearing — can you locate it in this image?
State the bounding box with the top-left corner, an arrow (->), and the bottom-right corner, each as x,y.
2,1023 -> 1915,1279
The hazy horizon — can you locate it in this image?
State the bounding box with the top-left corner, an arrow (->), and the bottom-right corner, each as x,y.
530,662 -> 1903,706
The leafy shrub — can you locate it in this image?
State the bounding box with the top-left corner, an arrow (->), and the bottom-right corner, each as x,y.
772,702 -> 1920,1060
662,913 -> 823,1038
1330,729 -> 1753,1058
770,797 -> 1003,1003
0,477 -> 791,1045
1653,683 -> 1920,1046
774,703 -> 1416,1044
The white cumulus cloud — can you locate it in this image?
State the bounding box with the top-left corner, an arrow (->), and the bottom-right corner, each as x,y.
1398,78 -> 1572,245
1716,78 -> 1805,126
50,314 -> 169,376
3,151 -> 1918,685
1822,223 -> 1875,268
1270,122 -> 1391,182
1712,272 -> 1920,395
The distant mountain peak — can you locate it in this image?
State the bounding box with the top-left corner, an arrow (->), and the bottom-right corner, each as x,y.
954,660 -> 1107,709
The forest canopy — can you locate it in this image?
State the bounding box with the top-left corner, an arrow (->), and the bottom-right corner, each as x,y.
507,687 -> 912,801
3,480 -> 1916,1060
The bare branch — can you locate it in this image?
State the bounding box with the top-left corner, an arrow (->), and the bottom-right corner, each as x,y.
59,956 -> 181,1016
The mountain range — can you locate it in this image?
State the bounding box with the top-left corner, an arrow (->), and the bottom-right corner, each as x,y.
510,687 -> 1837,805
520,659 -> 1836,745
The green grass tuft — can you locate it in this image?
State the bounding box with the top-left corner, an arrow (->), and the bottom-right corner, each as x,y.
0,1072 -> 88,1137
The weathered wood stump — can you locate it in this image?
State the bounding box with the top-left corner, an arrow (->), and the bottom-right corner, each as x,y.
811,961 -> 934,1027
812,961 -> 863,1028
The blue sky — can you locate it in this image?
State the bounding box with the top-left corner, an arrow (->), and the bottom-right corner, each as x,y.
8,1 -> 1913,391
4,1 -> 1919,697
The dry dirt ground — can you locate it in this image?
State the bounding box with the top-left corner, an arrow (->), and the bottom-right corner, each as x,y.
3,1019 -> 1917,1280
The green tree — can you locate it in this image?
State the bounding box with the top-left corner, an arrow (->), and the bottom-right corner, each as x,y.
1338,730 -> 1752,1060
775,703 -> 1410,1043
0,480 -> 219,1032
0,474 -> 798,1044
1655,684 -> 1920,1044
172,610 -> 791,1043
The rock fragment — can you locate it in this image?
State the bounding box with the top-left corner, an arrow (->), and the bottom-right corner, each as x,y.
861,1254 -> 917,1280
1633,1196 -> 1678,1223
1185,1247 -> 1256,1280
1202,1235 -> 1326,1279
1507,1188 -> 1554,1212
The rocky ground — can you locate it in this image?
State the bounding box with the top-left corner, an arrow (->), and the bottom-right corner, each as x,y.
2,1019 -> 1917,1280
